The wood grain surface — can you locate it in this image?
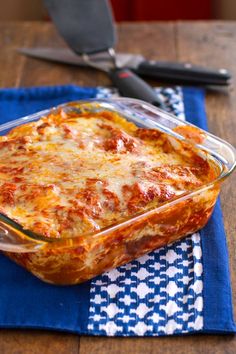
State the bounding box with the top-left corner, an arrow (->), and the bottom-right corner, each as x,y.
0,21 -> 235,354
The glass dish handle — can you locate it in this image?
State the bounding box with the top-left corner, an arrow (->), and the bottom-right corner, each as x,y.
0,220 -> 46,253
111,98 -> 236,176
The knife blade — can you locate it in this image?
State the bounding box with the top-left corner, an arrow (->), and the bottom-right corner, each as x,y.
18,47 -> 231,86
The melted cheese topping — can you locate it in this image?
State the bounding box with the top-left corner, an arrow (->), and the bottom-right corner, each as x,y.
0,109 -> 217,238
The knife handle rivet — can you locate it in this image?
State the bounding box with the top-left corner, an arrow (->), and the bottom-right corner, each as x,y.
219,68 -> 228,74
184,63 -> 192,69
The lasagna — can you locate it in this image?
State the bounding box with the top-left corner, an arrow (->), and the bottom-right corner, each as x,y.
0,105 -> 221,284
0,108 -> 218,240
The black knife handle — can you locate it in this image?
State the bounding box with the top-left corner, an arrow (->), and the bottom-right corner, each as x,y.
135,60 -> 231,86
109,68 -> 165,109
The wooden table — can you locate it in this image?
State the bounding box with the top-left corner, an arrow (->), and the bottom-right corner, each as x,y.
0,21 -> 235,354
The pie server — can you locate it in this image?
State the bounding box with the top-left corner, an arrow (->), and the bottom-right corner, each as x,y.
39,0 -> 165,109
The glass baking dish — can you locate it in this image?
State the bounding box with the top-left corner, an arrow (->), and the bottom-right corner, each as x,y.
0,98 -> 235,285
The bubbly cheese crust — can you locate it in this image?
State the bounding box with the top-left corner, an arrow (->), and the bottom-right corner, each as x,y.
0,109 -> 217,238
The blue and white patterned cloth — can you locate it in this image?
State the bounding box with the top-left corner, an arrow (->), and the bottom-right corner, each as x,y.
0,85 -> 235,336
88,233 -> 203,336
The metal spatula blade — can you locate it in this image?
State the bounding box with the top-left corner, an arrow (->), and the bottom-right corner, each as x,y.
43,0 -> 166,109
44,0 -> 116,55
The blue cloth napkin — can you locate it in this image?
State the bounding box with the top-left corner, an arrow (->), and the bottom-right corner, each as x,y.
0,85 -> 235,336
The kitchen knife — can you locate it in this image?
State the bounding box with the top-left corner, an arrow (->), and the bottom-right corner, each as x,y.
19,47 -> 231,86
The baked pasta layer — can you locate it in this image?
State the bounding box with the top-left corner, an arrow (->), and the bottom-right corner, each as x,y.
0,108 -> 218,239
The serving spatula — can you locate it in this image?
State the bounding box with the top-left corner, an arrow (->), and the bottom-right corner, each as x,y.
42,0 -> 165,108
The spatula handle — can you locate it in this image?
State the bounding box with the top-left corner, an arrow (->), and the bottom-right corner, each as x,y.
109,68 -> 165,109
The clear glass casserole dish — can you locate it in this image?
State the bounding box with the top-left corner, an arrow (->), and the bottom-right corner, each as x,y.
0,98 -> 235,285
